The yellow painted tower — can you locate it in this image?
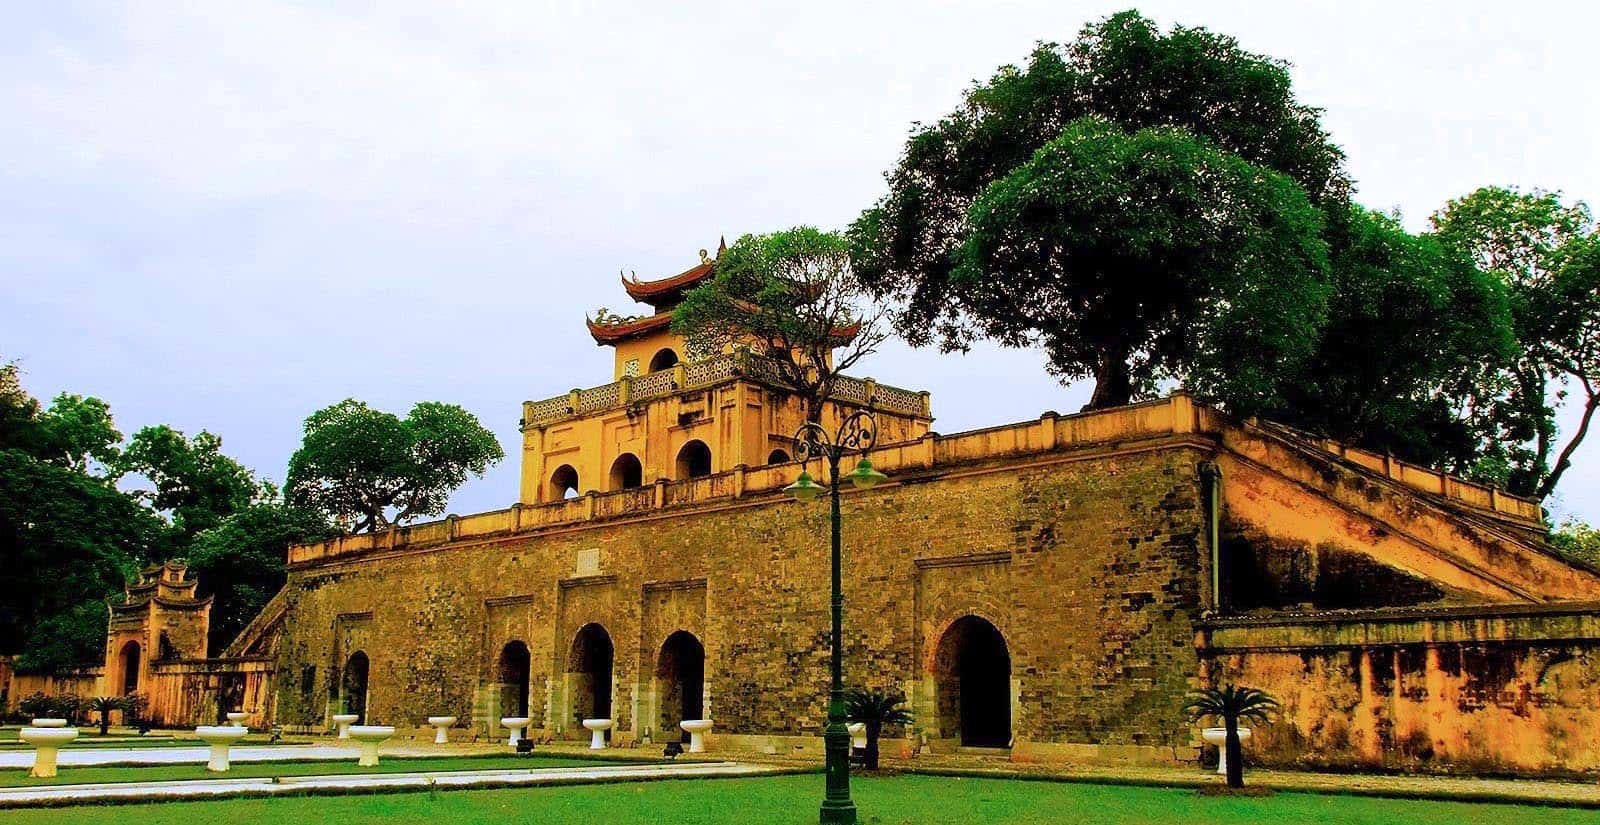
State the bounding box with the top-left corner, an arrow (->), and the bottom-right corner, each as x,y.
517,243 -> 933,504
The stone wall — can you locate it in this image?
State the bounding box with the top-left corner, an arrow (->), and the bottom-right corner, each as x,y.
1201,604 -> 1600,775
272,439 -> 1210,761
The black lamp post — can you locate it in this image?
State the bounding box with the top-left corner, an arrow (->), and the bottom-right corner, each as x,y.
784,410 -> 888,825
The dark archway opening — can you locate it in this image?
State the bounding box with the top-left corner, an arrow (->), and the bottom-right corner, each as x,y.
342,651 -> 370,723
655,630 -> 705,741
567,624 -> 614,728
498,640 -> 531,718
934,616 -> 1010,748
766,449 -> 791,465
120,641 -> 142,695
550,465 -> 579,500
648,348 -> 680,373
609,453 -> 643,490
676,440 -> 712,479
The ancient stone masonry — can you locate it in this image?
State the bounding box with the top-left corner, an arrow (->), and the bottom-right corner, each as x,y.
40,249 -> 1600,777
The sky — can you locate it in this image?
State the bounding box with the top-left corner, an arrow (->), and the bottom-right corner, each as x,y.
3,1 -> 1598,523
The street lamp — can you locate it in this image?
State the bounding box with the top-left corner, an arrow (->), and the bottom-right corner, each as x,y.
784,410 -> 886,825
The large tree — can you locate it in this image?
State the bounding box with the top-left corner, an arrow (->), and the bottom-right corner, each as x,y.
673,227 -> 888,422
1431,187 -> 1598,498
1265,206 -> 1517,469
940,118 -> 1329,410
851,10 -> 1348,405
185,496 -> 335,654
121,425 -> 261,544
0,364 -> 161,671
285,400 -> 503,532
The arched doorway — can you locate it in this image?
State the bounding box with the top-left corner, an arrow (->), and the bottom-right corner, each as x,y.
498,641 -> 531,718
566,624 -> 614,728
609,453 -> 643,490
119,641 -> 142,695
676,440 -> 712,479
648,348 -> 679,373
655,631 -> 705,741
549,465 -> 579,500
767,449 -> 791,465
933,616 -> 1010,748
342,651 -> 370,723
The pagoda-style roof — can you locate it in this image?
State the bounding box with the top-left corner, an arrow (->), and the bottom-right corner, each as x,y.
587,311 -> 674,344
620,238 -> 724,309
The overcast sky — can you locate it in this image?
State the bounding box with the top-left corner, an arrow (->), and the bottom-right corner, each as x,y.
4,1 -> 1598,524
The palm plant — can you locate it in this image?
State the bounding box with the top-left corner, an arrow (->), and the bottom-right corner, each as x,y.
89,697 -> 124,736
1184,683 -> 1278,788
844,688 -> 912,770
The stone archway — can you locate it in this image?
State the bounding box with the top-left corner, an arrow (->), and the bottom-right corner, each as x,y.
119,641 -> 142,695
655,630 -> 705,741
549,465 -> 580,500
648,348 -> 679,373
676,440 -> 712,479
342,650 -> 370,722
933,616 -> 1011,748
566,624 -> 614,729
497,640 -> 531,718
609,453 -> 643,490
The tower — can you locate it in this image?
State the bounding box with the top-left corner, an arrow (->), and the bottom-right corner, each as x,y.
518,244 -> 933,504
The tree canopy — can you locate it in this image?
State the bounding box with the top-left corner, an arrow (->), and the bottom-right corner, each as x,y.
851,9 -> 1348,382
286,399 -> 503,532
121,425 -> 262,544
1431,187 -> 1599,498
948,118 -> 1329,410
186,498 -> 335,653
1264,206 -> 1516,470
673,227 -> 887,422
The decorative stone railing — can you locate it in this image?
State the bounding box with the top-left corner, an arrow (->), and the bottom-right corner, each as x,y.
520,352 -> 931,428
290,393 -> 1545,568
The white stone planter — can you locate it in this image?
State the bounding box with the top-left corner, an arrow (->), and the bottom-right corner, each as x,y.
847,723 -> 867,750
226,712 -> 249,729
500,716 -> 532,749
195,725 -> 250,772
348,725 -> 395,767
332,713 -> 359,739
20,726 -> 79,778
679,719 -> 712,753
1201,726 -> 1253,777
583,718 -> 614,750
29,718 -> 69,728
426,716 -> 457,745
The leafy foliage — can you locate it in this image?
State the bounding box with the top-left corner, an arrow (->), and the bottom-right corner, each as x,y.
18,691 -> 83,723
845,687 -> 913,770
1185,683 -> 1278,788
186,499 -> 336,654
851,10 -> 1348,396
0,366 -> 162,671
89,696 -> 125,735
1550,518 -> 1600,568
673,227 -> 888,422
121,425 -> 262,543
948,117 -> 1329,410
1431,187 -> 1599,498
1265,207 -> 1517,469
286,399 -> 503,532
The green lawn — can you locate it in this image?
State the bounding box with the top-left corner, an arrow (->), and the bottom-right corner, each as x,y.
0,755 -> 611,787
3,774 -> 1592,824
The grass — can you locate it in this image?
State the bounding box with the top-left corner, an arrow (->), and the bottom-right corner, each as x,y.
0,755 -> 612,788
1,773 -> 1593,824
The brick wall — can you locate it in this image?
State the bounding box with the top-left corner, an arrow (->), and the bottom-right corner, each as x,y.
272,444 -> 1209,759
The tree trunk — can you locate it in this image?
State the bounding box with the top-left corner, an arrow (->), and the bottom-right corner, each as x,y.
1536,383 -> 1597,500
1224,717 -> 1244,788
865,720 -> 882,770
99,713 -> 110,736
1086,350 -> 1134,410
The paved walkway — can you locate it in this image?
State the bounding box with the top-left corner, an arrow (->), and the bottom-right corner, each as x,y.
0,760 -> 790,807
0,743 -> 370,768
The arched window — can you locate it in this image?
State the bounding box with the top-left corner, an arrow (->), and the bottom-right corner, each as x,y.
549,465 -> 579,501
648,348 -> 680,373
767,449 -> 791,465
609,453 -> 643,490
676,440 -> 712,479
